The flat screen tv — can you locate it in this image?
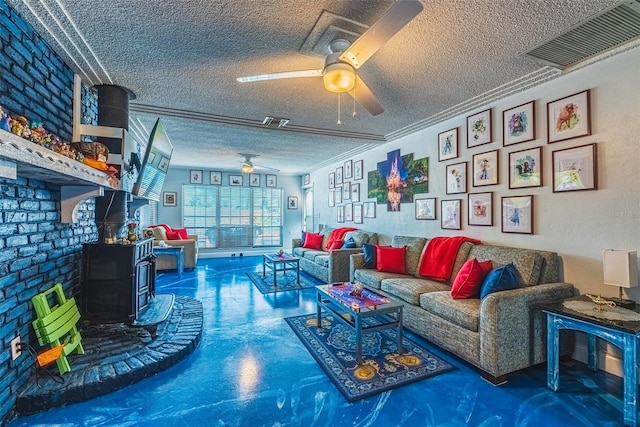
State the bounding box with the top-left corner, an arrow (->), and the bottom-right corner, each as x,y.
132,118 -> 173,201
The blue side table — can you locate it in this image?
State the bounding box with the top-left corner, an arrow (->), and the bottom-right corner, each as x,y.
153,246 -> 185,278
544,295 -> 640,427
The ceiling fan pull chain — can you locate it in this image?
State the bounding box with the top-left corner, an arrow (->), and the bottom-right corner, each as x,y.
337,93 -> 341,125
352,85 -> 357,117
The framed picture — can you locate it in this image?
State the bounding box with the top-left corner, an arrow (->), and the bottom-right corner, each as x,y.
163,191 -> 177,207
467,108 -> 492,148
335,186 -> 343,204
415,198 -> 436,220
441,199 -> 461,230
503,101 -> 536,146
337,205 -> 345,223
342,181 -> 351,201
363,201 -> 376,218
351,183 -> 360,202
287,196 -> 298,209
344,203 -> 353,222
502,195 -> 534,234
336,166 -> 343,184
438,128 -> 459,161
210,171 -> 222,185
552,143 -> 597,192
353,204 -> 363,224
344,160 -> 353,179
354,160 -> 363,180
266,174 -> 277,187
468,192 -> 493,226
329,172 -> 335,189
158,156 -> 170,173
249,173 -> 260,187
446,162 -> 467,194
472,149 -> 499,187
303,174 -> 310,186
190,170 -> 203,184
547,89 -> 591,143
328,190 -> 335,207
229,174 -> 243,186
509,146 -> 542,189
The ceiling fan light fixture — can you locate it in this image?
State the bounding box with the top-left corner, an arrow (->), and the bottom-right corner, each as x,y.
241,163 -> 254,173
323,62 -> 356,93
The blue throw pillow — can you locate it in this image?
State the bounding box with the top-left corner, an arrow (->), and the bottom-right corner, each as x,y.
362,243 -> 376,268
300,231 -> 306,245
480,263 -> 518,299
343,237 -> 357,249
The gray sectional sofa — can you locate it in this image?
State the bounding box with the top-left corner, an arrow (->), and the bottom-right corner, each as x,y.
350,235 -> 575,384
292,228 -> 378,283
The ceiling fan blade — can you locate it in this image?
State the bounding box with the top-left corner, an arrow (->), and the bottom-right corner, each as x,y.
339,0 -> 423,69
237,69 -> 323,83
349,76 -> 384,116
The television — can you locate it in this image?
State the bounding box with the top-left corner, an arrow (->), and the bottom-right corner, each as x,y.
132,118 -> 173,201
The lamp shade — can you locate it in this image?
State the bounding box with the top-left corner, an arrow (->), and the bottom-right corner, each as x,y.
241,164 -> 253,173
603,250 -> 638,288
323,63 -> 356,93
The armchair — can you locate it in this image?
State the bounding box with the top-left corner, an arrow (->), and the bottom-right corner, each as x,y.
146,224 -> 199,270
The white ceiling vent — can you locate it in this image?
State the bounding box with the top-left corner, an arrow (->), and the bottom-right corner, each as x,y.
525,0 -> 640,69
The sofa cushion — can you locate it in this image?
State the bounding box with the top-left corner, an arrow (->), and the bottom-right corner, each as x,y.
174,228 -> 189,239
314,255 -> 330,268
303,250 -> 325,261
420,291 -> 481,332
353,269 -> 407,290
302,232 -> 324,250
467,245 -> 543,286
381,278 -> 449,306
362,243 -> 376,268
165,230 -> 184,240
376,245 -> 407,274
391,236 -> 428,276
480,263 -> 519,299
451,258 -> 493,299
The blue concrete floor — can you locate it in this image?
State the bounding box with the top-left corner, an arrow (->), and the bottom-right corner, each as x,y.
9,256 -> 625,426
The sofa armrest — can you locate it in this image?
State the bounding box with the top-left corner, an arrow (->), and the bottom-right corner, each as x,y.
328,248 -> 363,283
187,234 -> 198,241
154,239 -> 198,269
349,253 -> 366,282
479,282 -> 575,377
292,238 -> 302,249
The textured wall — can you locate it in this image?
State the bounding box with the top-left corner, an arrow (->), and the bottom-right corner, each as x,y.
0,1 -> 98,423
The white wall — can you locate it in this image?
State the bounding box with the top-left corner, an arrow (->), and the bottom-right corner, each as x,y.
309,47 -> 640,375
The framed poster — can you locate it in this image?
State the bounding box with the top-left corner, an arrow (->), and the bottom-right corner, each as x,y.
468,192 -> 493,226
351,183 -> 360,202
353,204 -> 363,224
163,191 -> 177,207
363,201 -> 376,218
337,205 -> 345,223
266,174 -> 277,187
287,196 -> 298,209
354,160 -> 363,180
509,146 -> 542,189
158,156 -> 170,173
249,173 -> 260,187
344,203 -> 353,221
329,172 -> 335,189
229,174 -> 243,186
328,190 -> 335,207
552,143 -> 597,192
446,162 -> 467,194
547,89 -> 591,143
441,199 -> 461,230
190,170 -> 203,184
415,198 -> 436,220
343,181 -> 351,201
336,166 -> 343,184
438,128 -> 458,161
503,101 -> 535,146
467,109 -> 492,148
210,171 -> 222,185
335,186 -> 343,204
303,174 -> 310,186
344,160 -> 353,179
472,150 -> 499,187
502,195 -> 534,234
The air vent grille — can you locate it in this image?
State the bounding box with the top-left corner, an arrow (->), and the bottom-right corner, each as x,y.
526,1 -> 640,69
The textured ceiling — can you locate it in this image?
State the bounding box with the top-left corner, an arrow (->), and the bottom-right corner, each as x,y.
7,0 -> 628,174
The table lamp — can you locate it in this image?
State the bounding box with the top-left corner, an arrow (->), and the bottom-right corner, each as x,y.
603,249 -> 638,309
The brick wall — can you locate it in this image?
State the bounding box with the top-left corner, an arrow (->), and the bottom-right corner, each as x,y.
0,1 -> 98,424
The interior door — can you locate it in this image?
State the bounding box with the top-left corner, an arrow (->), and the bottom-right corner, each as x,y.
303,186 -> 314,232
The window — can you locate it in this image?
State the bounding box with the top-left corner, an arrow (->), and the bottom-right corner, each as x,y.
182,185 -> 282,248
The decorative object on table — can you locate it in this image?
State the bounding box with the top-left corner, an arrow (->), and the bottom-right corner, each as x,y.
603,249 -> 638,309
552,143 -> 597,192
266,174 -> 277,187
127,222 -> 138,242
441,199 -> 461,230
350,282 -> 364,296
472,149 -> 499,187
501,195 -> 533,234
438,127 -> 459,161
503,100 -> 535,146
249,173 -> 260,187
246,271 -> 322,294
547,89 -> 591,143
562,297 -> 640,321
210,171 -> 222,185
584,294 -> 618,312
353,160 -> 363,180
229,174 -> 243,186
287,196 -> 298,209
446,162 -> 467,194
285,313 -> 456,402
344,159 -> 353,179
276,249 -> 284,256
415,197 -> 436,220
468,192 -> 493,226
509,146 -> 542,188
190,170 -> 203,184
466,108 -> 492,148
163,191 -> 177,207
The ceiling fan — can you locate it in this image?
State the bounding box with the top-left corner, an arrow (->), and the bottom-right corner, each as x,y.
239,153 -> 280,173
236,0 -> 423,117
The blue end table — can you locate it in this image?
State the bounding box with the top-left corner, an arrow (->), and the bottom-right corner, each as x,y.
153,246 -> 184,278
544,295 -> 640,427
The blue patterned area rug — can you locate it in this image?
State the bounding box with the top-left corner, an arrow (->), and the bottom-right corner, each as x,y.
285,313 -> 456,402
246,271 -> 323,294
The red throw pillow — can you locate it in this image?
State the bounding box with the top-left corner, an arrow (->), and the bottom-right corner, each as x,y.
450,258 -> 493,299
173,228 -> 189,239
376,245 -> 407,274
302,232 -> 323,250
328,240 -> 344,252
165,230 -> 184,240
156,224 -> 172,232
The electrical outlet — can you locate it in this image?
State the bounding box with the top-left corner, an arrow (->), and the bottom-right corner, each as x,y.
10,336 -> 21,360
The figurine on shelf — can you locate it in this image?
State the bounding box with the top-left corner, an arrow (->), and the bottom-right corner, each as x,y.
0,106 -> 10,132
